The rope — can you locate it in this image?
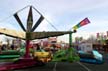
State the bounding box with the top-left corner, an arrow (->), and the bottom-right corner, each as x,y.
15,5 -> 30,14
32,6 -> 58,31
0,5 -> 30,23
32,6 -> 42,15
0,5 -> 58,31
45,19 -> 58,31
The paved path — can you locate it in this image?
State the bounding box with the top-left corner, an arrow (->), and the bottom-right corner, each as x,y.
14,62 -> 87,71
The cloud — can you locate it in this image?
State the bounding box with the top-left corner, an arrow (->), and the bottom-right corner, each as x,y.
0,0 -> 108,42
0,22 -> 15,29
34,0 -> 108,15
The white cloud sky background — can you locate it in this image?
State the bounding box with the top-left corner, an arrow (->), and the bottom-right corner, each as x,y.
0,0 -> 108,42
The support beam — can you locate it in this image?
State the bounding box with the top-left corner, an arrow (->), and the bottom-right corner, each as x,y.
14,13 -> 26,31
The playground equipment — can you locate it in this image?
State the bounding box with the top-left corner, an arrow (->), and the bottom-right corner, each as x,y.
0,5 -> 79,70
78,50 -> 104,64
52,47 -> 80,62
77,42 -> 104,64
33,50 -> 52,62
0,50 -> 20,59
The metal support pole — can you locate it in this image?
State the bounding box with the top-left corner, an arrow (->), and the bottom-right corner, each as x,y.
69,32 -> 72,48
25,32 -> 31,58
69,30 -> 76,48
25,39 -> 31,58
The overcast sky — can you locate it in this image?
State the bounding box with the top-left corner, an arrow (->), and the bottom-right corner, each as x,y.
0,0 -> 108,42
